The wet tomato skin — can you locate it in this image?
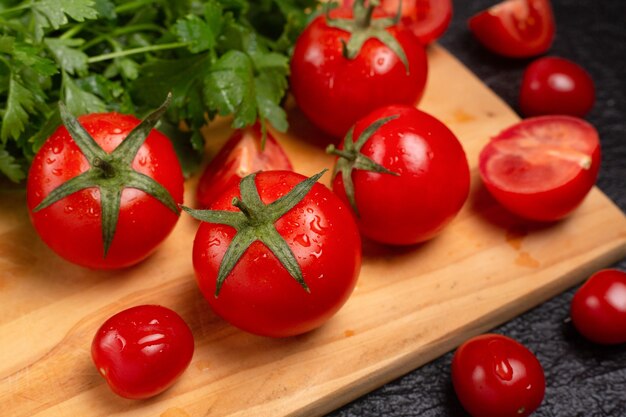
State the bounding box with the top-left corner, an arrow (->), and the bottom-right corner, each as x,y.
291,8 -> 428,139
520,56 -> 595,117
452,334 -> 546,417
91,305 -> 194,399
469,0 -> 555,58
479,116 -> 601,222
571,269 -> 626,345
196,124 -> 292,209
27,113 -> 184,269
332,105 -> 470,245
193,171 -> 362,337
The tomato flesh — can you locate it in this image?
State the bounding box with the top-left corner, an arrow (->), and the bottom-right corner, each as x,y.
196,124 -> 292,208
520,56 -> 595,117
452,334 -> 546,417
91,305 -> 194,399
571,269 -> 626,345
479,116 -> 600,221
27,113 -> 184,269
291,8 -> 428,139
193,171 -> 361,337
469,0 -> 555,58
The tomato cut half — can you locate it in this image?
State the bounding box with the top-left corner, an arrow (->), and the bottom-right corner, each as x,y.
342,0 -> 452,44
196,124 -> 292,208
469,0 -> 555,58
479,116 -> 601,221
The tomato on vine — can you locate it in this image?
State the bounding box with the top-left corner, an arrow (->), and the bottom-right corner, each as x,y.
291,0 -> 428,138
327,105 -> 470,245
92,305 -> 194,399
184,171 -> 361,338
27,95 -> 184,269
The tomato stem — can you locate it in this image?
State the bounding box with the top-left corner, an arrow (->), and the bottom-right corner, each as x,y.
232,197 -> 254,220
93,158 -> 116,178
326,144 -> 356,161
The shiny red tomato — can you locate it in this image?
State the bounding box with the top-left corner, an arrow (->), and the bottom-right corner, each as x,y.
92,305 -> 194,399
27,107 -> 184,269
342,0 -> 453,44
188,171 -> 361,337
291,4 -> 428,138
452,334 -> 546,417
469,0 -> 555,58
330,105 -> 470,245
520,56 -> 595,117
571,269 -> 626,345
479,116 -> 601,222
196,124 -> 292,209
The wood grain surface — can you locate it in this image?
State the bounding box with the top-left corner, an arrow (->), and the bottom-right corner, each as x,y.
1,45 -> 625,417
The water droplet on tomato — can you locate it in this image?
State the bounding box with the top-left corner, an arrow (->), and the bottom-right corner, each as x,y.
310,216 -> 327,234
64,205 -> 74,213
294,234 -> 311,247
317,274 -> 325,279
138,156 -> 148,166
310,248 -> 323,259
306,207 -> 314,214
52,144 -> 63,154
208,238 -> 220,247
52,168 -> 62,176
113,128 -> 122,134
45,157 -> 56,164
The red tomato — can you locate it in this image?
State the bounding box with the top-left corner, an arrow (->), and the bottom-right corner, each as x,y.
571,269 -> 626,345
343,0 -> 453,44
290,6 -> 428,138
452,334 -> 546,417
520,56 -> 595,117
330,105 -> 470,245
469,0 -> 555,58
190,171 -> 361,337
27,112 -> 184,269
92,305 -> 194,399
196,124 -> 292,209
479,116 -> 601,222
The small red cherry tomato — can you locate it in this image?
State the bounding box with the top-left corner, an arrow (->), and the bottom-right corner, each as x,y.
452,334 -> 546,417
329,105 -> 470,245
91,305 -> 194,399
188,171 -> 361,338
479,116 -> 601,221
196,124 -> 292,208
469,0 -> 555,58
520,56 -> 595,117
343,0 -> 453,44
571,269 -> 626,345
291,3 -> 428,138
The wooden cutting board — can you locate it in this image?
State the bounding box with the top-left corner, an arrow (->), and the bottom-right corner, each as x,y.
1,45 -> 625,417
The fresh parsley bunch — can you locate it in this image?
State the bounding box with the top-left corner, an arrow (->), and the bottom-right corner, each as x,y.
0,0 -> 318,182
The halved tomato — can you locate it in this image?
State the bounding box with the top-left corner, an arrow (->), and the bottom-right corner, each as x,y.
469,0 -> 555,58
479,116 -> 601,221
196,124 -> 292,208
342,0 -> 453,44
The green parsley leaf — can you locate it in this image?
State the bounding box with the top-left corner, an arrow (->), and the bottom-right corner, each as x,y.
44,38 -> 89,76
32,0 -> 99,40
0,144 -> 25,183
1,74 -> 36,143
62,72 -> 106,115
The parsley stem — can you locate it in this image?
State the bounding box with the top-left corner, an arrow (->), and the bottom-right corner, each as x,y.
59,24 -> 85,40
115,0 -> 154,14
0,3 -> 30,15
86,42 -> 189,63
81,24 -> 165,51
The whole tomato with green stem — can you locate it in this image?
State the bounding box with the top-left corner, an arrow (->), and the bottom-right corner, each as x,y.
291,0 -> 428,139
184,170 -> 361,337
27,95 -> 183,269
327,105 -> 470,245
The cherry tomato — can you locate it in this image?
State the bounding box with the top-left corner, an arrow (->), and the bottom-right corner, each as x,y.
190,171 -> 361,337
452,334 -> 546,417
92,305 -> 194,399
479,116 -> 601,222
329,105 -> 470,245
291,5 -> 428,138
469,0 -> 555,58
27,108 -> 184,269
196,124 -> 292,209
571,269 -> 626,345
520,56 -> 595,117
343,0 -> 453,44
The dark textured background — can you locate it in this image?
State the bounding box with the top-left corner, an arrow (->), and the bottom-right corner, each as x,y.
328,0 -> 626,416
